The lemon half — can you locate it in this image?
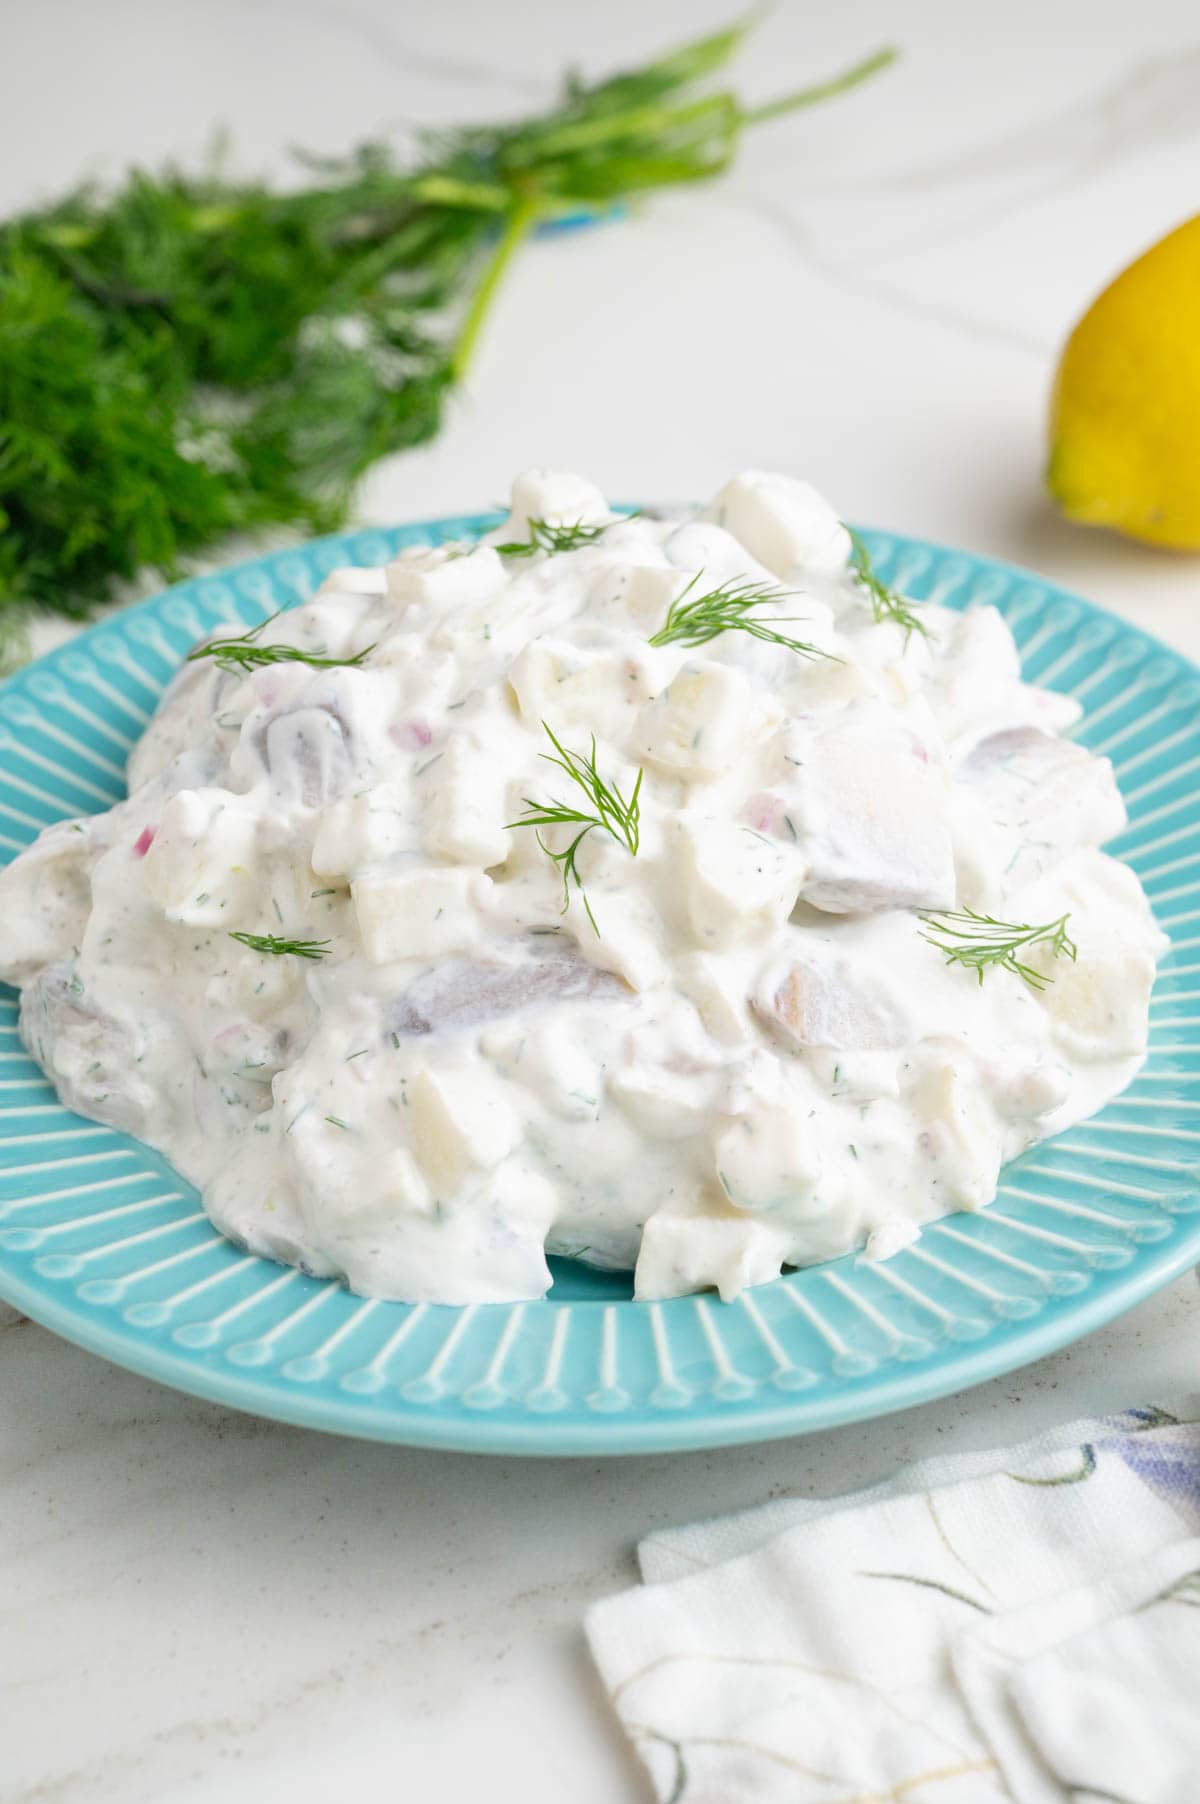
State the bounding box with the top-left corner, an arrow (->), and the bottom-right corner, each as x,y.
1047,213 -> 1200,550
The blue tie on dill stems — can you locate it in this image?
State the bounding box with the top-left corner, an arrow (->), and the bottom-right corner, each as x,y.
0,21 -> 894,657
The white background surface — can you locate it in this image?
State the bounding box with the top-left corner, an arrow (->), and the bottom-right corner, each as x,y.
2,2 -> 1199,1798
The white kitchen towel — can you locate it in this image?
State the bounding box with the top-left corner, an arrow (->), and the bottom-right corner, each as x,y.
636,1408 -> 1197,1584
954,1534 -> 1200,1804
586,1407 -> 1200,1803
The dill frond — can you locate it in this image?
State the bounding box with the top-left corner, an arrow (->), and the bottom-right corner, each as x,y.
918,909 -> 1076,991
648,571 -> 832,659
846,528 -> 928,641
0,24 -> 893,626
495,518 -> 609,558
228,931 -> 332,959
187,613 -> 375,674
507,723 -> 643,934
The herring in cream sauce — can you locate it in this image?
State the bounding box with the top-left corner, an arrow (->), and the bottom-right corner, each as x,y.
0,470 -> 1164,1303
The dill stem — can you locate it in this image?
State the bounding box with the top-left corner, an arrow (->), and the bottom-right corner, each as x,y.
451,48 -> 896,384
511,93 -> 731,163
451,191 -> 542,383
408,174 -> 511,212
743,46 -> 899,126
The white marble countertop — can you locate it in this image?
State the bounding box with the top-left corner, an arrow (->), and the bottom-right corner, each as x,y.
3,2 -> 1200,1798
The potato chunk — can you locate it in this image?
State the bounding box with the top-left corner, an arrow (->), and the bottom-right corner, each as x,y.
312,788 -> 411,878
714,1103 -> 822,1215
386,543 -> 504,612
1036,861 -> 1161,1063
0,816 -> 98,981
407,1064 -> 520,1193
420,735 -> 510,867
912,1058 -> 1002,1211
352,866 -> 485,962
141,788 -> 261,926
505,467 -> 610,535
635,1210 -> 790,1302
706,470 -> 851,578
633,660 -> 751,779
671,814 -> 802,949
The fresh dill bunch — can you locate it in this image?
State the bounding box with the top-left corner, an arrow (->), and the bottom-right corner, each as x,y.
845,527 -> 928,641
507,722 -> 643,934
0,23 -> 894,627
918,909 -> 1077,991
495,518 -> 609,558
187,612 -> 375,673
648,570 -> 832,659
228,931 -> 332,959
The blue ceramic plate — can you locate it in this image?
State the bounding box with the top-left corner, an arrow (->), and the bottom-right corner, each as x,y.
1,516 -> 1198,1454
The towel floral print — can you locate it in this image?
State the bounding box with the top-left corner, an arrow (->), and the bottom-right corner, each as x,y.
1102,1409 -> 1200,1510
1004,1406 -> 1200,1512
589,1410 -> 1200,1803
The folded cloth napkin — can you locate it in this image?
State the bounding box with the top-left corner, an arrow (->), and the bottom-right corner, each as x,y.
955,1534 -> 1200,1804
586,1405 -> 1200,1803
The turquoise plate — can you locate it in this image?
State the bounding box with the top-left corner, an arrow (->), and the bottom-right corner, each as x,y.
1,516 -> 1198,1453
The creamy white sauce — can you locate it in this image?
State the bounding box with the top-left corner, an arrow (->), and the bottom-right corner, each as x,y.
0,469 -> 1165,1303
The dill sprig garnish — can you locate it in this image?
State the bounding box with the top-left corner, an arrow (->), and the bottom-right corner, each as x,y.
0,23 -> 893,639
495,518 -> 608,558
187,611 -> 375,674
846,527 -> 928,641
507,723 -> 643,934
648,571 -> 831,659
228,931 -> 332,960
918,909 -> 1077,991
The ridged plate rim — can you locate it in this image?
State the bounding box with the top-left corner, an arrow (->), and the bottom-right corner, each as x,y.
0,511 -> 1197,1454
